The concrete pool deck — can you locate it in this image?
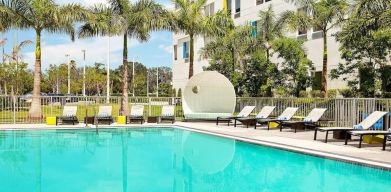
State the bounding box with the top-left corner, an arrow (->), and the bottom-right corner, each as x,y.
1,122 -> 391,170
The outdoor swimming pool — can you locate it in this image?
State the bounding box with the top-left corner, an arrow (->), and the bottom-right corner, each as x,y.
0,127 -> 390,191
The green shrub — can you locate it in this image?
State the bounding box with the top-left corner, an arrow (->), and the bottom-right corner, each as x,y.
310,90 -> 321,98
382,92 -> 391,98
339,88 -> 356,98
328,89 -> 338,98
299,90 -> 309,98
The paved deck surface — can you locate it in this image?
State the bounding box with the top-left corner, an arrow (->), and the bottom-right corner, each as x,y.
1,122 -> 391,169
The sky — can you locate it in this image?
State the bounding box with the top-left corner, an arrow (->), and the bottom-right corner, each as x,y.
1,0 -> 174,70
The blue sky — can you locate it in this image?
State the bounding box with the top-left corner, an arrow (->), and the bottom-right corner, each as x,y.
1,0 -> 173,70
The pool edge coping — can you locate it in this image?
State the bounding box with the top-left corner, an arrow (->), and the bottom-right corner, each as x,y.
1,124 -> 391,171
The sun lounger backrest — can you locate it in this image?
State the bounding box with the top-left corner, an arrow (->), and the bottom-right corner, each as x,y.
278,107 -> 299,120
63,106 -> 77,116
237,106 -> 255,117
306,108 -> 327,122
98,106 -> 112,116
161,105 -> 175,117
358,111 -> 388,129
130,105 -> 144,116
256,106 -> 275,118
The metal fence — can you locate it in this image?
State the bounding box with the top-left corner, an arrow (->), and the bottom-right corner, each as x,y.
0,96 -> 390,129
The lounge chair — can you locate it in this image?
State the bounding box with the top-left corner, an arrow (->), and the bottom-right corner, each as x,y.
56,105 -> 78,125
95,106 -> 113,125
344,128 -> 391,150
280,108 -> 327,133
254,107 -> 299,130
234,106 -> 276,128
127,105 -> 145,124
216,106 -> 256,126
159,105 -> 175,124
315,111 -> 388,143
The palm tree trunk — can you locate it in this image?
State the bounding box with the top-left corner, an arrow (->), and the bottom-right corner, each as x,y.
266,48 -> 272,97
121,33 -> 129,116
321,31 -> 328,98
29,30 -> 42,119
188,33 -> 194,78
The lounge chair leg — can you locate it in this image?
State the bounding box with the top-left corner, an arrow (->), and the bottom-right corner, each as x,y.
314,129 -> 317,141
344,132 -> 349,145
234,119 -> 237,127
280,124 -> 283,132
359,135 -> 363,148
294,126 -> 297,133
216,118 -> 219,125
228,121 -> 230,126
254,123 -> 257,129
383,135 -> 387,151
325,130 -> 328,143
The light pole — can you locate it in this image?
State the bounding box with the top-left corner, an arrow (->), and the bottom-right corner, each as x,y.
156,67 -> 159,97
82,50 -> 86,96
146,69 -> 149,97
106,36 -> 110,103
65,54 -> 70,95
132,57 -> 135,97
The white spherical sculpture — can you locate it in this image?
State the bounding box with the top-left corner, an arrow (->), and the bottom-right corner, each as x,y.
183,71 -> 236,120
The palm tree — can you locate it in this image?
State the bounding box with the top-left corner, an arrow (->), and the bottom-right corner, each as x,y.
256,5 -> 290,96
0,0 -> 88,118
201,26 -> 254,78
173,0 -> 233,78
285,0 -> 348,97
80,0 -> 174,115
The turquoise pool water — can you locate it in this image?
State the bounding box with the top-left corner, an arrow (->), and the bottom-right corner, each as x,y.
0,128 -> 390,192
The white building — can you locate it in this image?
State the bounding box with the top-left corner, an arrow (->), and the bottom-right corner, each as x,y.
172,0 -> 347,93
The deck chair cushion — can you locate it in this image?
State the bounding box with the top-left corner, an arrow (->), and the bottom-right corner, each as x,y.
237,106 -> 255,117
162,106 -> 175,117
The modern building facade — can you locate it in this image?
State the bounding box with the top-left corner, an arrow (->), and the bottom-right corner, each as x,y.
172,0 -> 347,93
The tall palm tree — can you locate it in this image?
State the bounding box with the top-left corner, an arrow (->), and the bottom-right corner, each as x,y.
256,5 -> 290,96
173,0 -> 233,78
0,0 -> 88,118
80,0 -> 174,115
285,0 -> 348,97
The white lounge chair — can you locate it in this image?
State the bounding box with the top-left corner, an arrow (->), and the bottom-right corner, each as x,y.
127,105 -> 144,124
281,108 -> 327,133
159,105 -> 175,124
235,106 -> 276,128
216,106 -> 256,126
255,107 -> 299,130
95,105 -> 113,125
315,111 -> 388,143
56,105 -> 78,125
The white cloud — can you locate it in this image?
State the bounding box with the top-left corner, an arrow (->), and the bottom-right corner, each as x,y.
159,44 -> 172,54
23,36 -> 139,69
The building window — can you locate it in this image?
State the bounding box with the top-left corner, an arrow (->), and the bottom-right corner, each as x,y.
204,2 -> 215,16
235,0 -> 240,13
174,45 -> 177,60
226,0 -> 232,15
256,0 -> 264,5
183,42 -> 189,62
312,25 -> 323,39
312,71 -> 322,90
251,21 -> 257,37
